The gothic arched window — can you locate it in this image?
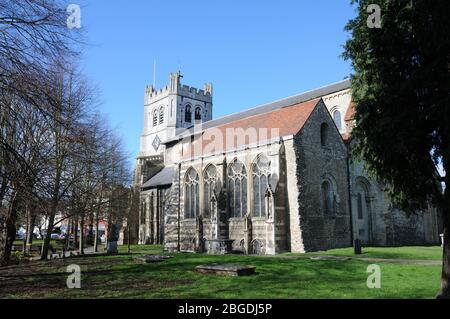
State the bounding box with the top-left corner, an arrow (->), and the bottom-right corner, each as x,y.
251,239 -> 263,255
203,165 -> 217,218
159,107 -> 165,124
321,180 -> 335,216
152,109 -> 158,127
333,110 -> 342,130
195,107 -> 202,121
185,105 -> 192,123
184,168 -> 199,219
228,159 -> 247,218
252,155 -> 271,218
357,193 -> 364,219
320,123 -> 329,146
355,178 -> 371,220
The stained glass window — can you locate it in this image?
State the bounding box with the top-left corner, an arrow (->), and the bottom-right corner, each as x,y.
252,155 -> 271,217
228,159 -> 247,218
184,168 -> 199,219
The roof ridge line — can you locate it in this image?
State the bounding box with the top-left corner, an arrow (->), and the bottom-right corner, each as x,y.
164,78 -> 350,144
205,78 -> 350,126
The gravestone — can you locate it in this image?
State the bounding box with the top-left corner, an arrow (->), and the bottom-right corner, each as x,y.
196,264 -> 256,277
107,241 -> 118,254
107,224 -> 120,254
134,254 -> 172,263
204,239 -> 234,255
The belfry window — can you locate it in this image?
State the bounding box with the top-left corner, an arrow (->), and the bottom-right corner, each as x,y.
184,168 -> 199,219
185,105 -> 192,123
203,165 -> 217,218
252,155 -> 271,218
228,159 -> 247,218
195,107 -> 202,121
153,110 -> 158,127
159,107 -> 164,124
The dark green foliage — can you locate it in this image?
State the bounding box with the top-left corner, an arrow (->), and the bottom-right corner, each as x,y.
343,0 -> 450,213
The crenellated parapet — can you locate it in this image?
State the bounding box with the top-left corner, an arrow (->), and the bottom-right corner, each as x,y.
145,71 -> 212,105
140,71 -> 214,159
144,84 -> 171,105
179,84 -> 212,97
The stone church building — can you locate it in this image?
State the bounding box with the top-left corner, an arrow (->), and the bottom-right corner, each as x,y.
134,72 -> 440,255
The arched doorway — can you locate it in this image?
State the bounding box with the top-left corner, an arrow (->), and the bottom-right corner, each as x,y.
354,177 -> 372,244
251,239 -> 263,255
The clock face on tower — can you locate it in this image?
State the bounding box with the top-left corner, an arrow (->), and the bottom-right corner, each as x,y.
152,135 -> 161,152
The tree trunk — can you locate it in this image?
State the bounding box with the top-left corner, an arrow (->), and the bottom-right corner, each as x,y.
22,205 -> 29,254
24,205 -> 36,256
0,180 -> 8,261
437,185 -> 450,299
41,212 -> 55,260
65,219 -> 71,250
0,194 -> 18,265
87,213 -> 94,246
106,214 -> 112,248
74,216 -> 79,248
41,150 -> 62,260
94,210 -> 100,252
127,224 -> 131,254
79,218 -> 84,255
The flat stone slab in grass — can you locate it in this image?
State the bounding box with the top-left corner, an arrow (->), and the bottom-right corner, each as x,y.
310,256 -> 351,261
196,264 -> 256,276
134,254 -> 173,263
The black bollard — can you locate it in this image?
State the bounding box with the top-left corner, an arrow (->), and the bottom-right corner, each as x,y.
354,239 -> 362,255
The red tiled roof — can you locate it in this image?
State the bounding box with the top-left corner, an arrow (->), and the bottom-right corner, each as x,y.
182,98 -> 321,159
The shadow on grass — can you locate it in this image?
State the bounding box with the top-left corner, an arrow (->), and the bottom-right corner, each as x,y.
0,248 -> 441,299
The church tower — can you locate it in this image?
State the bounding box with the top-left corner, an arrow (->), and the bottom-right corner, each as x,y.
135,72 -> 213,185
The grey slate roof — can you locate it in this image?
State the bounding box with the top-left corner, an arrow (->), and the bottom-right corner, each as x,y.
142,167 -> 175,190
163,79 -> 351,144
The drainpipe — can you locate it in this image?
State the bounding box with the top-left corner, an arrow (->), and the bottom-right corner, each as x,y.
346,145 -> 354,246
177,162 -> 181,252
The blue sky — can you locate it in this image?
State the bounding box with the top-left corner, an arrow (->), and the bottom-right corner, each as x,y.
78,0 -> 356,166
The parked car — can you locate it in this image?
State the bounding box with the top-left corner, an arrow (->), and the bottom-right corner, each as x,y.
16,233 -> 25,240
50,233 -> 60,239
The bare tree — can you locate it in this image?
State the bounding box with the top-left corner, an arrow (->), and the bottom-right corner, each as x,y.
0,0 -> 82,264
0,72 -> 52,263
0,1 -> 133,264
38,63 -> 96,260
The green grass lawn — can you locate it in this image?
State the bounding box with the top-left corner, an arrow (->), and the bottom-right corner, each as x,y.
0,245 -> 442,299
302,246 -> 443,261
